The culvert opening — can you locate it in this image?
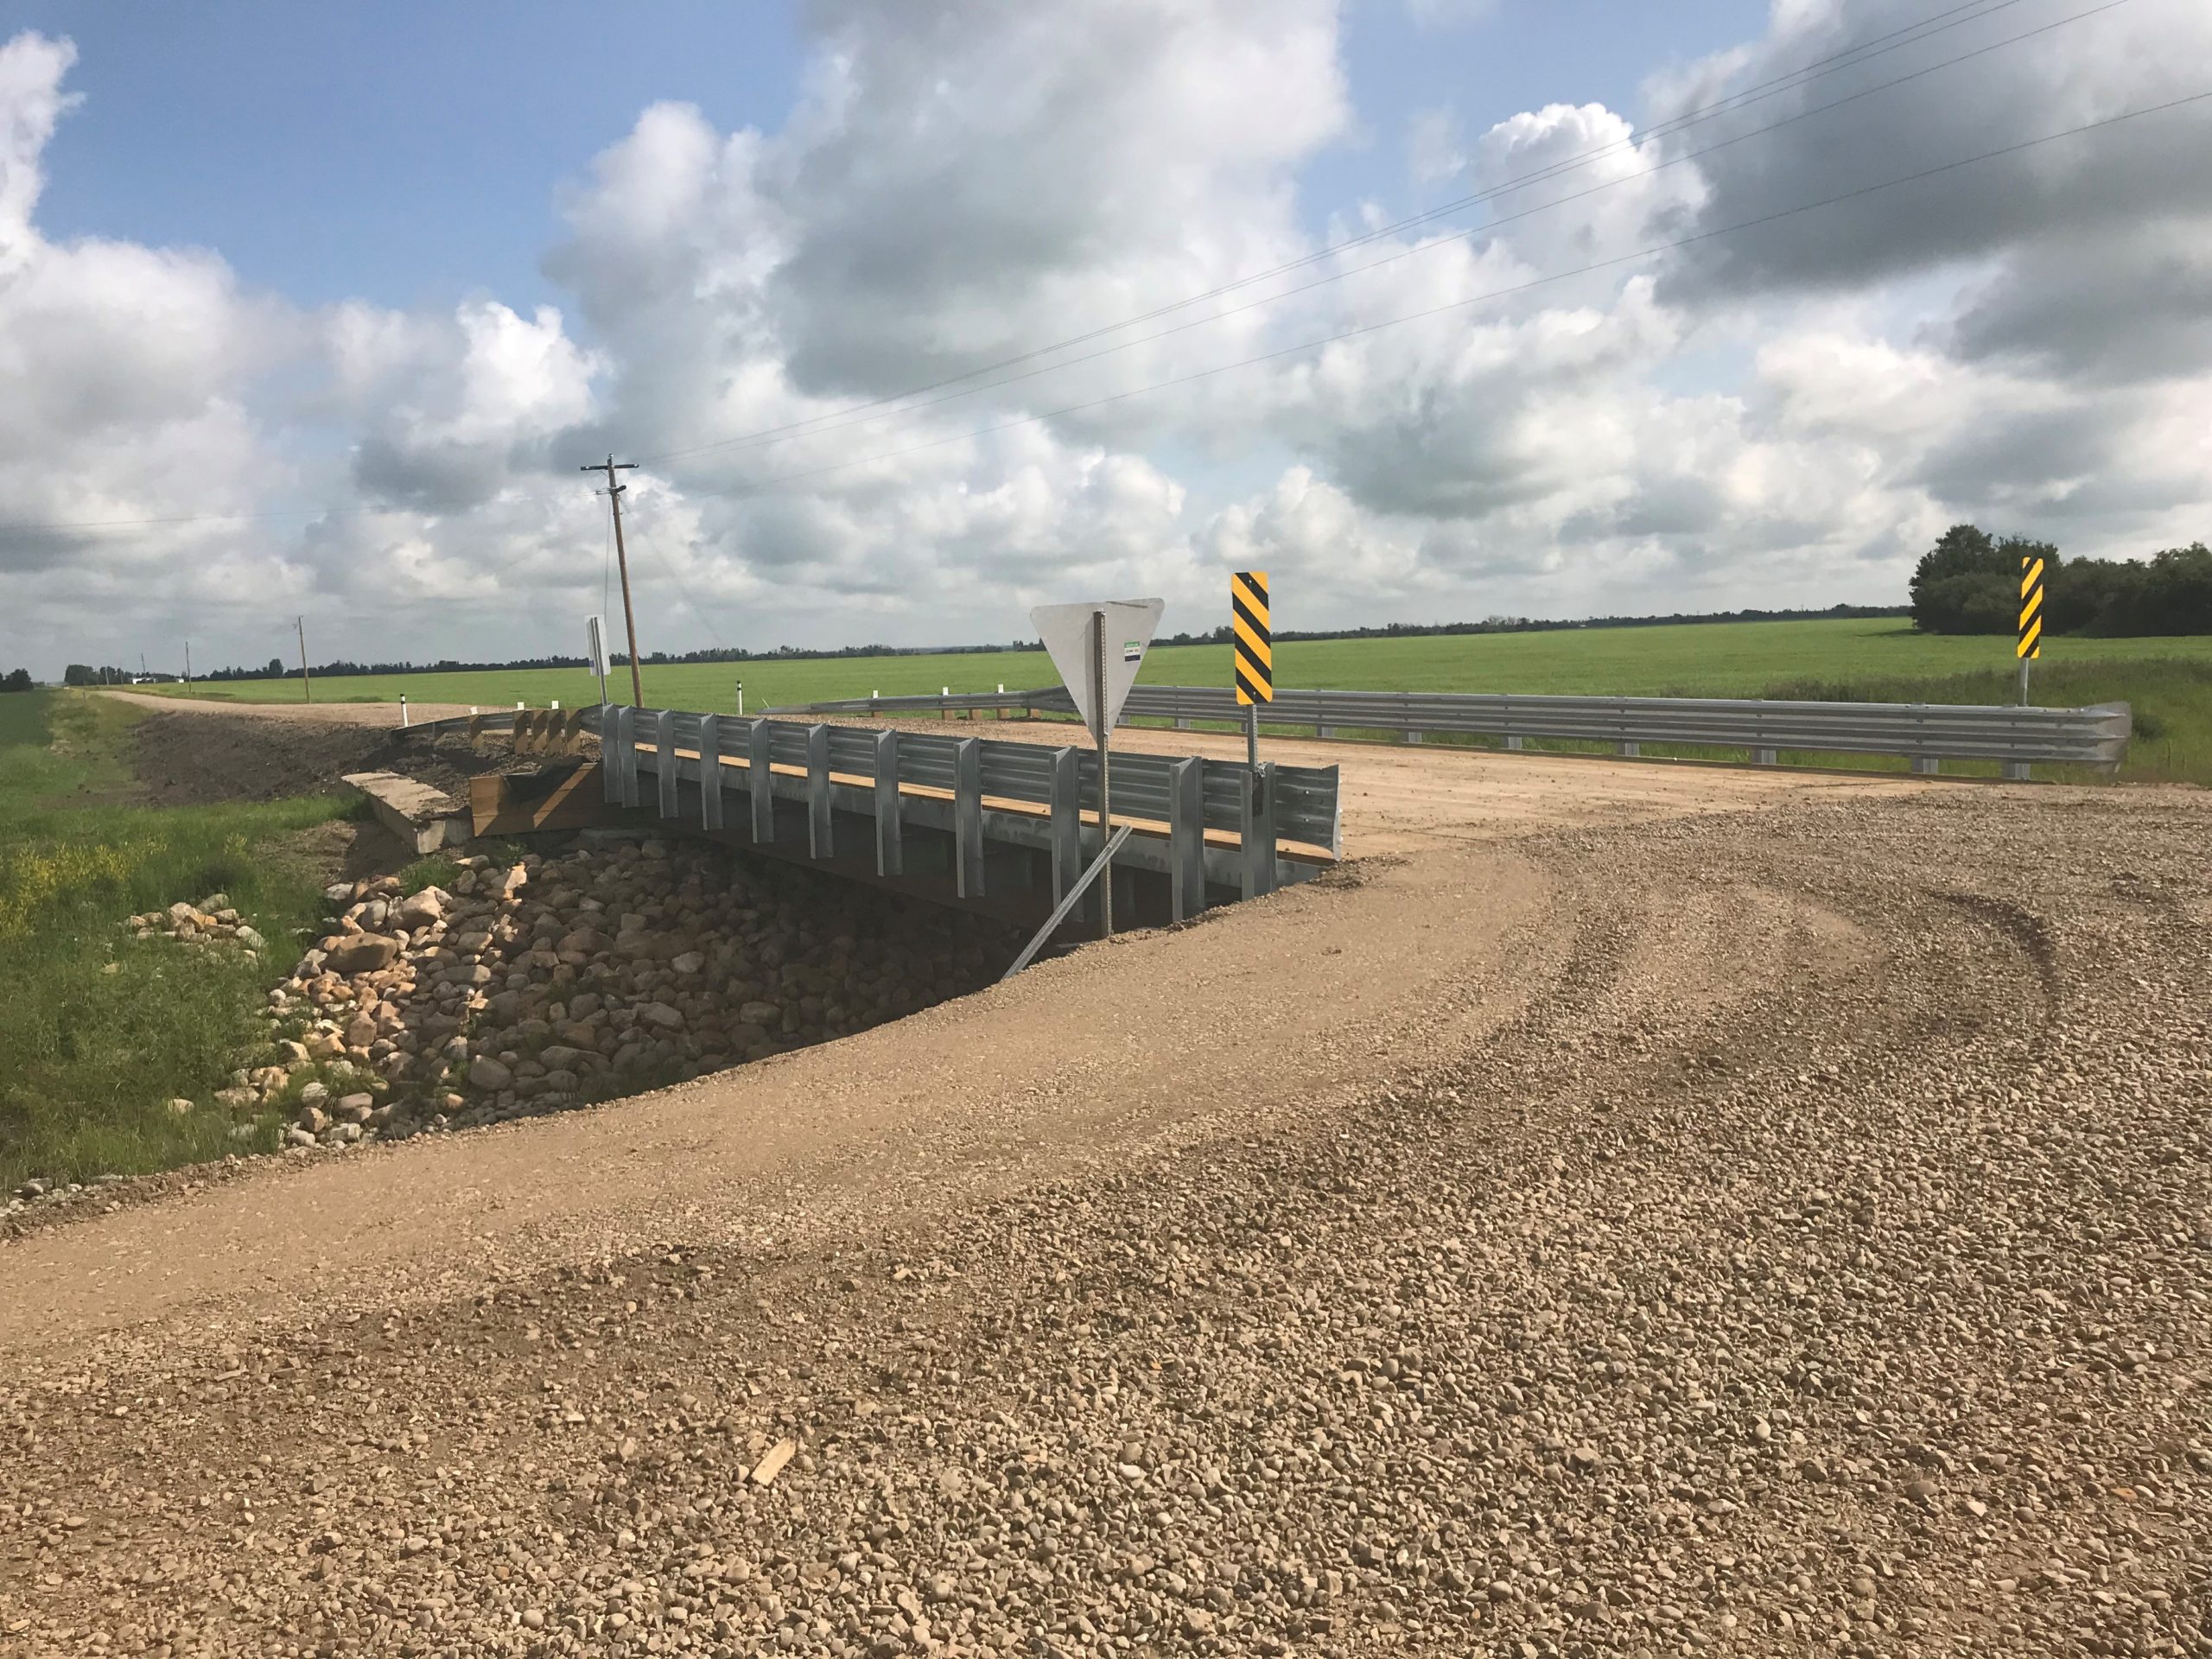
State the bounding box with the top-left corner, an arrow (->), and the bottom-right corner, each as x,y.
269,830 -> 1024,1141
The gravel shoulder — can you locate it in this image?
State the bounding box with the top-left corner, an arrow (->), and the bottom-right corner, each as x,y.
3,712 -> 2206,1656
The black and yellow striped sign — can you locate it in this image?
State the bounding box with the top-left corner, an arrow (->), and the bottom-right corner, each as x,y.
1232,570 -> 1272,704
2018,552 -> 2044,660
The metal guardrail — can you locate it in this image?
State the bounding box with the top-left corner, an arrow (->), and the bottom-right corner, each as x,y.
773,684 -> 2131,774
405,703 -> 1341,916
606,707 -> 1340,855
416,702 -> 1341,855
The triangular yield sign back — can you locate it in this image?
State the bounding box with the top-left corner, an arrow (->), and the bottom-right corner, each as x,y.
1029,598 -> 1164,740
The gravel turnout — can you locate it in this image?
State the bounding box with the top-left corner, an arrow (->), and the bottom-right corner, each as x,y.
1,782 -> 2208,1656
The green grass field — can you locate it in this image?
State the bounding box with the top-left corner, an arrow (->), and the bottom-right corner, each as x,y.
143,617 -> 2212,710
0,692 -> 347,1193
139,617 -> 2212,785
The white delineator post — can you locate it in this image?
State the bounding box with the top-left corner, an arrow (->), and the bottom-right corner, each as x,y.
400,696 -> 409,728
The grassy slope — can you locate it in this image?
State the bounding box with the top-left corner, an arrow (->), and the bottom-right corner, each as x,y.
0,693 -> 347,1192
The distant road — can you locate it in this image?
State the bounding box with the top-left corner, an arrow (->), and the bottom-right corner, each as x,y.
100,688 -> 478,726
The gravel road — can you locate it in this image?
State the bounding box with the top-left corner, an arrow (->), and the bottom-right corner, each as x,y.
101,690 -> 482,728
3,728 -> 2206,1655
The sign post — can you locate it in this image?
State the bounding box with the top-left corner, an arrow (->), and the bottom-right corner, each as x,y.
1092,610 -> 1112,935
2018,552 -> 2043,705
1031,597 -> 1165,939
586,614 -> 612,707
1232,569 -> 1273,769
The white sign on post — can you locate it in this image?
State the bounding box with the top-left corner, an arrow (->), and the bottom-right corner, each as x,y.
1028,598 -> 1163,940
1031,598 -> 1163,740
586,615 -> 612,705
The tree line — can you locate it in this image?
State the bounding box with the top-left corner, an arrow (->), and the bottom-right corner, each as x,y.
1910,525 -> 2212,635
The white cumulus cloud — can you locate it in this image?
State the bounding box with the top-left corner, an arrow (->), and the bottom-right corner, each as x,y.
2,0 -> 2210,679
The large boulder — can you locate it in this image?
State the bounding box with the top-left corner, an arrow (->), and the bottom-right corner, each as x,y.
325,934 -> 402,975
397,887 -> 450,930
467,1057 -> 514,1091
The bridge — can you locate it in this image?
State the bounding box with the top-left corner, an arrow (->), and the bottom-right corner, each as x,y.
410,702 -> 1344,945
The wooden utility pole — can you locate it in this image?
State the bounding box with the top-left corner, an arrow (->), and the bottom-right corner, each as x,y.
582,456 -> 644,705
183,639 -> 191,691
296,617 -> 314,704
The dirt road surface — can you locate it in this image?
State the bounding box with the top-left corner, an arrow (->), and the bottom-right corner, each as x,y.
102,690 -> 482,728
3,702 -> 2207,1656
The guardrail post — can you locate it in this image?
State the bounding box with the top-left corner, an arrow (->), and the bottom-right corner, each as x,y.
748,719 -> 775,842
655,710 -> 679,817
1913,756 -> 1941,776
807,724 -> 832,858
601,704 -> 620,803
1168,757 -> 1205,921
954,738 -> 984,899
874,730 -> 902,875
1753,747 -> 1777,766
1050,747 -> 1081,902
1240,762 -> 1279,899
1316,722 -> 1335,739
620,708 -> 642,809
697,714 -> 723,830
1403,728 -> 1423,744
2003,760 -> 2031,782
1505,734 -> 1525,752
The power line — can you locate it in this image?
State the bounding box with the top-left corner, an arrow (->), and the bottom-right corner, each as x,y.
636,0 -> 2132,473
625,505 -> 731,649
661,88 -> 2211,510
632,0 -> 2056,465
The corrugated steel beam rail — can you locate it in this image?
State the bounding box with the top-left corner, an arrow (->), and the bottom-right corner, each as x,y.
411,704 -> 1341,924
772,684 -> 2131,774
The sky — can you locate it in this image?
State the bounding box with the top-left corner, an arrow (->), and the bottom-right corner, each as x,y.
0,0 -> 2208,678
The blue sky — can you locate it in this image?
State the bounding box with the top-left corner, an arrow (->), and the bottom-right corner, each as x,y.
1,0 -> 2207,677
22,2 -> 805,311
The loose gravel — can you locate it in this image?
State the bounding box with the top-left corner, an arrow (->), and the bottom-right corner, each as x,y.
0,785 -> 2206,1657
